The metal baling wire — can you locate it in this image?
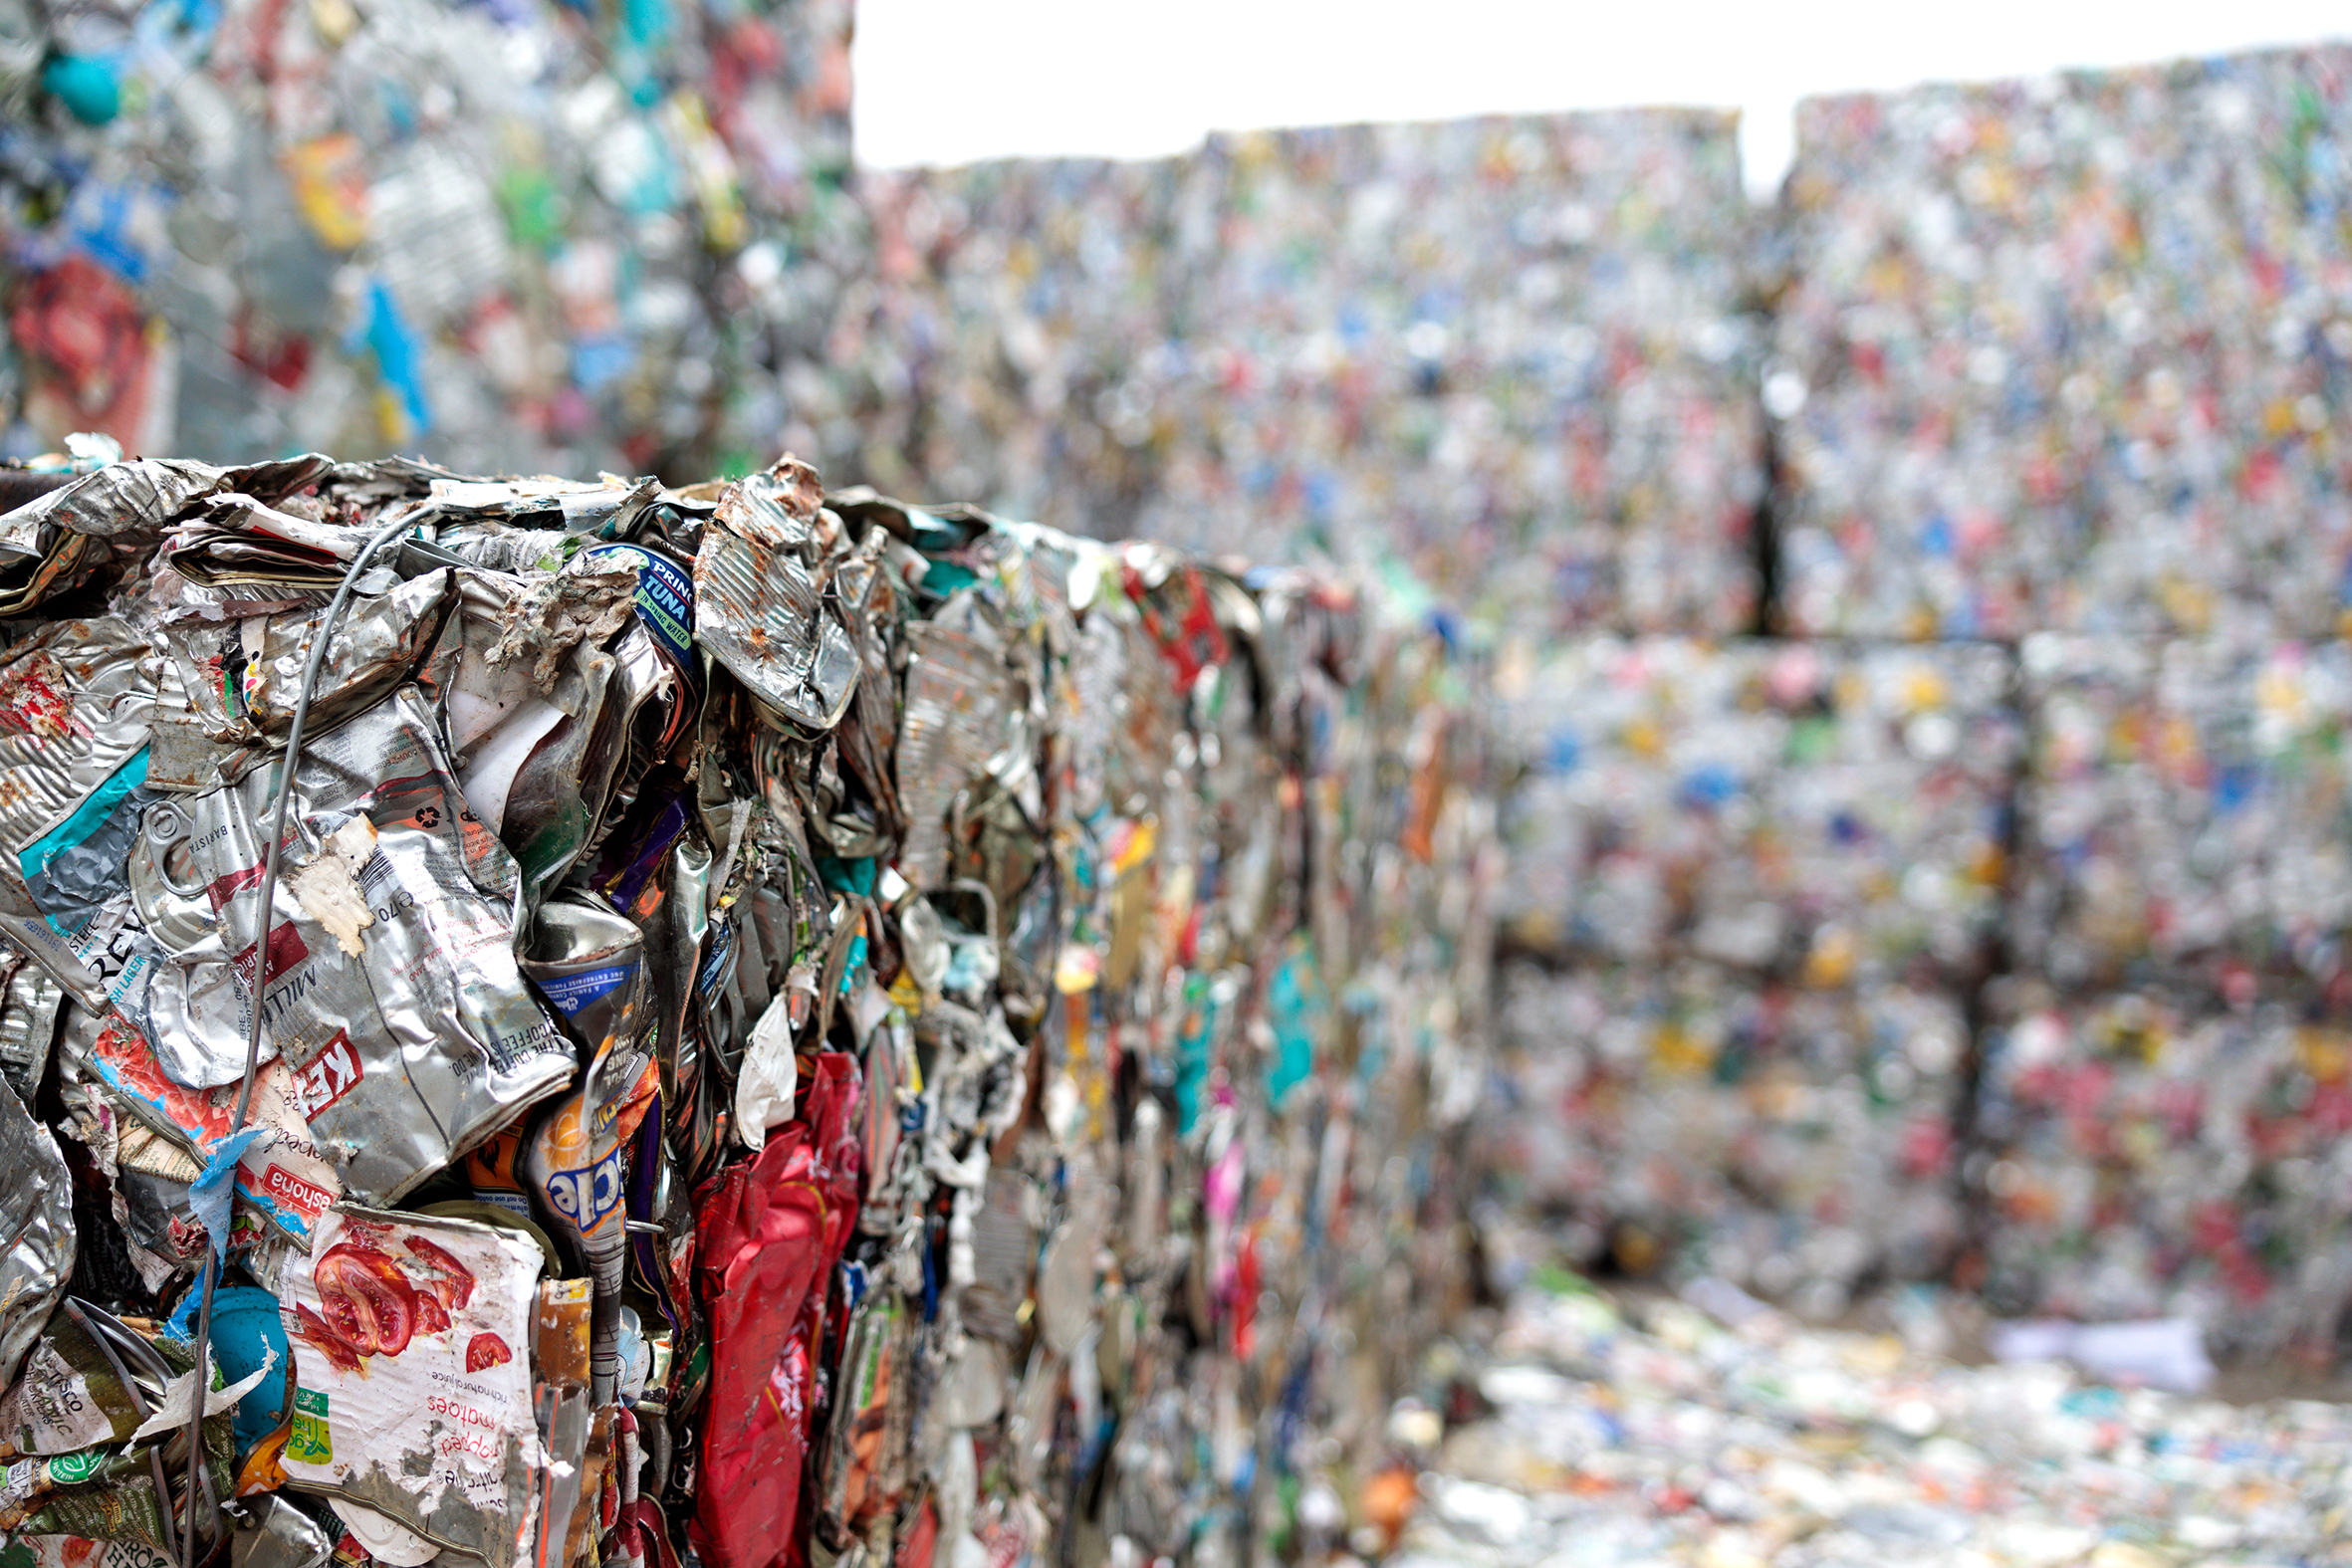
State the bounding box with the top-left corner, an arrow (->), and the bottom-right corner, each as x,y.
177,506 -> 427,1568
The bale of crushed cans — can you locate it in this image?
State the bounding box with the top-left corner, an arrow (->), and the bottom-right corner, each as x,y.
2016,633 -> 2352,1000
1496,637 -> 2019,986
1963,632 -> 2352,1361
1474,43 -> 2352,1355
0,436 -> 1500,1568
845,157 -> 1223,545
1486,625 -> 2352,1355
1976,981 -> 2352,1366
1484,637 -> 2012,1313
1,0 -> 1772,644
1173,114 -> 1764,640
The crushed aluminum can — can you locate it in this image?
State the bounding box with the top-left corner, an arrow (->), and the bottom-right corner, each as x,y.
0,1309 -> 141,1458
0,617 -> 174,1016
0,1082 -> 75,1390
126,686 -> 575,1206
0,531 -> 97,620
892,617 -> 1023,894
419,475 -> 663,539
641,832 -> 711,1119
577,628 -> 699,877
152,494 -> 385,595
277,1206 -> 545,1568
0,946 -> 66,1101
445,565 -> 628,895
692,459 -> 861,737
810,1283 -> 910,1550
445,562 -> 697,902
148,568 -> 458,764
230,1494 -> 336,1568
0,455 -> 336,565
54,1006 -> 340,1252
519,891 -> 648,1065
518,891 -> 660,1405
578,542 -> 699,710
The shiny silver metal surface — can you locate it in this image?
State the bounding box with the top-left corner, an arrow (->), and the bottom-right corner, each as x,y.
130,685 -> 574,1204
692,459 -> 860,736
0,1070 -> 75,1390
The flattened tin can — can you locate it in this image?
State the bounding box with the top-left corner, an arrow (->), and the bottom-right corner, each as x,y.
129,686 -> 575,1206
0,1075 -> 74,1389
692,460 -> 859,737
277,1206 -> 545,1568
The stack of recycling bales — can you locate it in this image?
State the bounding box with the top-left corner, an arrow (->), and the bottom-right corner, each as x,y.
0,0 -> 861,481
857,107 -> 1790,1320
0,441 -> 1496,1568
17,0 -> 2352,1378
1774,47 -> 2352,1361
846,110 -> 1767,640
1274,109 -> 1953,1315
1773,47 -> 2352,644
846,112 -> 1794,1327
1492,639 -> 2014,1315
815,42 -> 2352,1362
1488,45 -> 2352,1348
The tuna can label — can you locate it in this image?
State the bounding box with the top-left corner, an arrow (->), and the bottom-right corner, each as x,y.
584,544 -> 695,667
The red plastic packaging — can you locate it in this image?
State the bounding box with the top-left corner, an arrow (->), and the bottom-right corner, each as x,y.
691,1051 -> 863,1568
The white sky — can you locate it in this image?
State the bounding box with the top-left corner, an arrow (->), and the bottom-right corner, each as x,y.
852,0 -> 2352,199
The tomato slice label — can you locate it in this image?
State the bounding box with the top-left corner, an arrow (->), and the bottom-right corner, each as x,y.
314,1242 -> 420,1357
